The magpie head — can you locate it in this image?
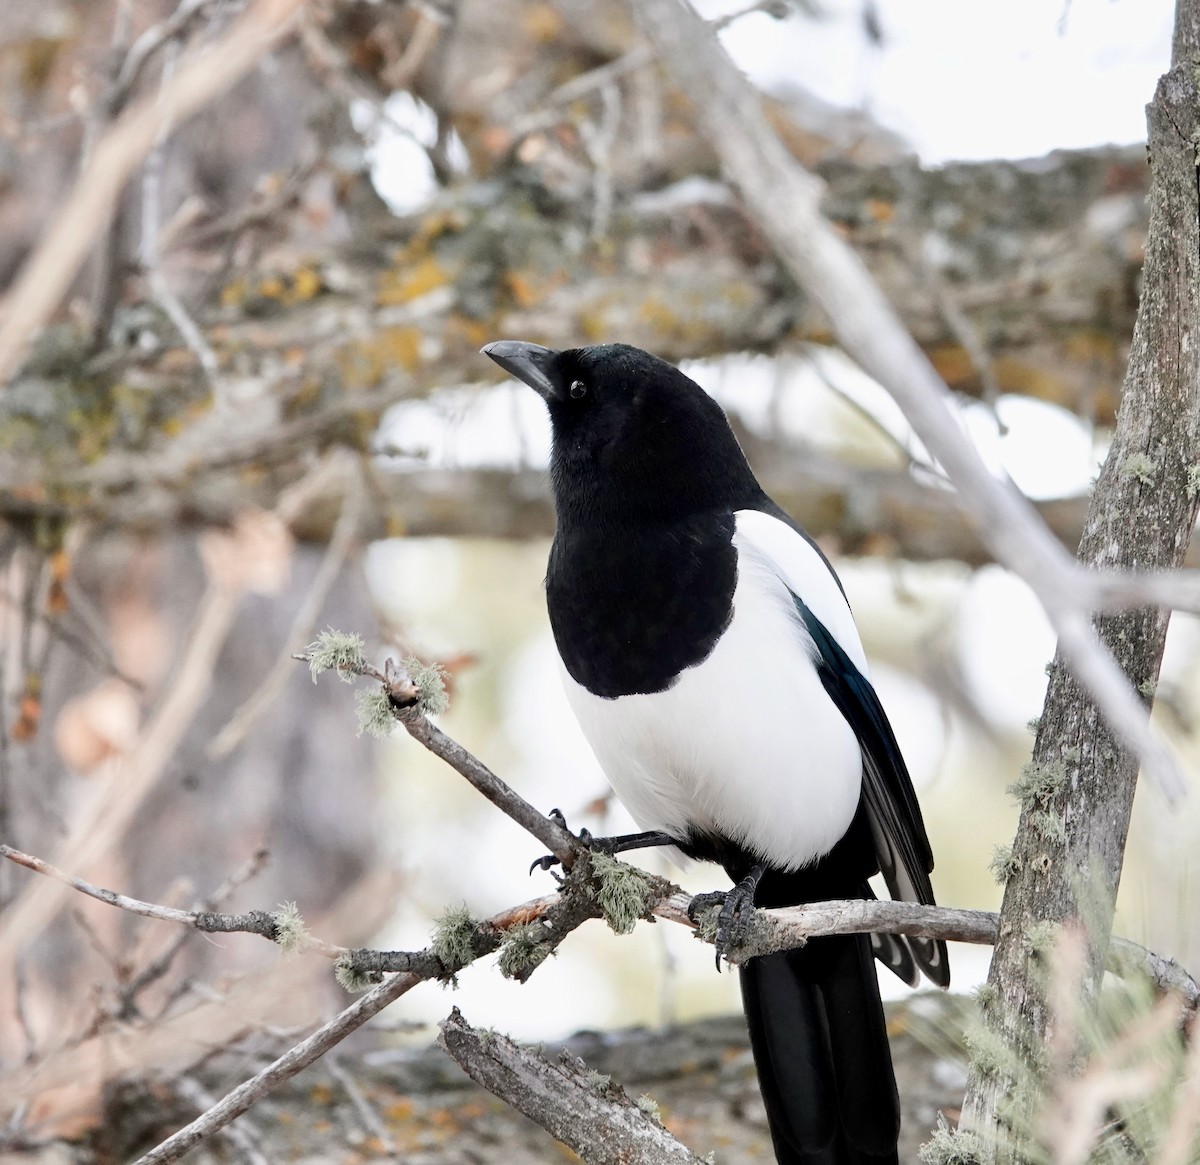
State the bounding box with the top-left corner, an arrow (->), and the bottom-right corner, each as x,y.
482,340 -> 760,520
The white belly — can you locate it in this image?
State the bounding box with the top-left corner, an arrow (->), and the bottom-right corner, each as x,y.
561,538 -> 863,871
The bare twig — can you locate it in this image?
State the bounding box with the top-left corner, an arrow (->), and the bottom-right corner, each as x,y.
0,845 -> 345,957
439,1008 -> 705,1165
399,705 -> 580,866
0,0 -> 306,387
325,1055 -> 399,1158
119,848 -> 271,1012
173,1076 -> 270,1165
299,645 -> 580,867
209,457 -> 365,760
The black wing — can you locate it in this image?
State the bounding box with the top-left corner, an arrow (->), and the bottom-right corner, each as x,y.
792,593 -> 951,989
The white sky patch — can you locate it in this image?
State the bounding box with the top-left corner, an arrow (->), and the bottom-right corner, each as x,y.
352,91 -> 469,216
963,396 -> 1103,500
705,0 -> 1173,163
378,382 -> 552,470
955,566 -> 1055,731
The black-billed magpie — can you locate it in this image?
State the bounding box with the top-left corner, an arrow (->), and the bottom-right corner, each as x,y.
483,339 -> 949,1165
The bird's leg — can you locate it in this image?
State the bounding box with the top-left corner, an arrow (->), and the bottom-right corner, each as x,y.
530,810 -> 676,873
688,863 -> 767,971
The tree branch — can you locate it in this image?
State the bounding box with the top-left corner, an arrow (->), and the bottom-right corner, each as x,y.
439,1007 -> 706,1165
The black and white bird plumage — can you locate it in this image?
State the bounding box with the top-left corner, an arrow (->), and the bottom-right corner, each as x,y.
483,339 -> 949,1165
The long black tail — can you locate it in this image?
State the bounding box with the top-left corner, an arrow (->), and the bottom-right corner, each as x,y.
740,931 -> 899,1165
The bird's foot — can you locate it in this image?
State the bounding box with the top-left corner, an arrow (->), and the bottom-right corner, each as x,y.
689,866 -> 765,971
529,810 -> 608,874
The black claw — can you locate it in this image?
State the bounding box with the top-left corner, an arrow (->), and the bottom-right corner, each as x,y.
531,809 -> 574,875
529,853 -> 561,875
687,890 -> 726,924
689,869 -> 763,971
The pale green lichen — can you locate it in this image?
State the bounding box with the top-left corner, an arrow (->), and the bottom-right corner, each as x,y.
635,1094 -> 662,1122
1187,463 -> 1200,499
1007,760 -> 1067,812
584,1069 -> 612,1092
963,1020 -> 1012,1081
355,687 -> 396,738
973,981 -> 1000,1014
497,921 -> 552,979
919,1116 -> 984,1165
303,629 -> 367,683
590,851 -> 655,935
402,654 -> 449,716
1138,677 -> 1158,698
273,901 -> 309,953
989,844 -> 1020,885
334,953 -> 378,993
431,904 -> 478,971
1031,809 -> 1067,844
1026,918 -> 1060,954
1120,451 -> 1156,487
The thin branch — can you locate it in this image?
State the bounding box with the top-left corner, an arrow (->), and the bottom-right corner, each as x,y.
209,457 -> 365,760
118,848 -> 270,1012
300,646 -> 580,867
0,845 -> 345,956
397,705 -> 580,867
173,1076 -> 271,1165
0,0 -> 306,387
325,1055 -> 400,1158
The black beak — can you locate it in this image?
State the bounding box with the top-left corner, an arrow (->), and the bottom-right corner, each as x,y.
482,340 -> 563,403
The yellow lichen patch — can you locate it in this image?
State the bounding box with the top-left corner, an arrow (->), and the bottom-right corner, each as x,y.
220,277 -> 250,309
290,265 -> 322,303
220,266 -> 324,310
336,327 -> 423,389
377,257 -> 450,306
928,344 -> 975,387
636,295 -> 710,346
577,303 -> 611,343
991,355 -> 1069,401
1062,327 -> 1118,366
504,270 -> 543,308
443,313 -> 492,351
258,275 -> 286,301
522,2 -> 564,42
864,198 -> 895,223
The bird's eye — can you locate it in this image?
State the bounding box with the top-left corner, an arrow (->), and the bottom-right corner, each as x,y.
569,379 -> 588,399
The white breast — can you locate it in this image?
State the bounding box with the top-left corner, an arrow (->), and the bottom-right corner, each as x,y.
561,511 -> 865,871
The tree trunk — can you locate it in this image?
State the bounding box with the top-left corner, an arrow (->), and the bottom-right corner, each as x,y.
958,4 -> 1200,1156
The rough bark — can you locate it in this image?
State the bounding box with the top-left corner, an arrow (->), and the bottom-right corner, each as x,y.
958,10 -> 1200,1158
